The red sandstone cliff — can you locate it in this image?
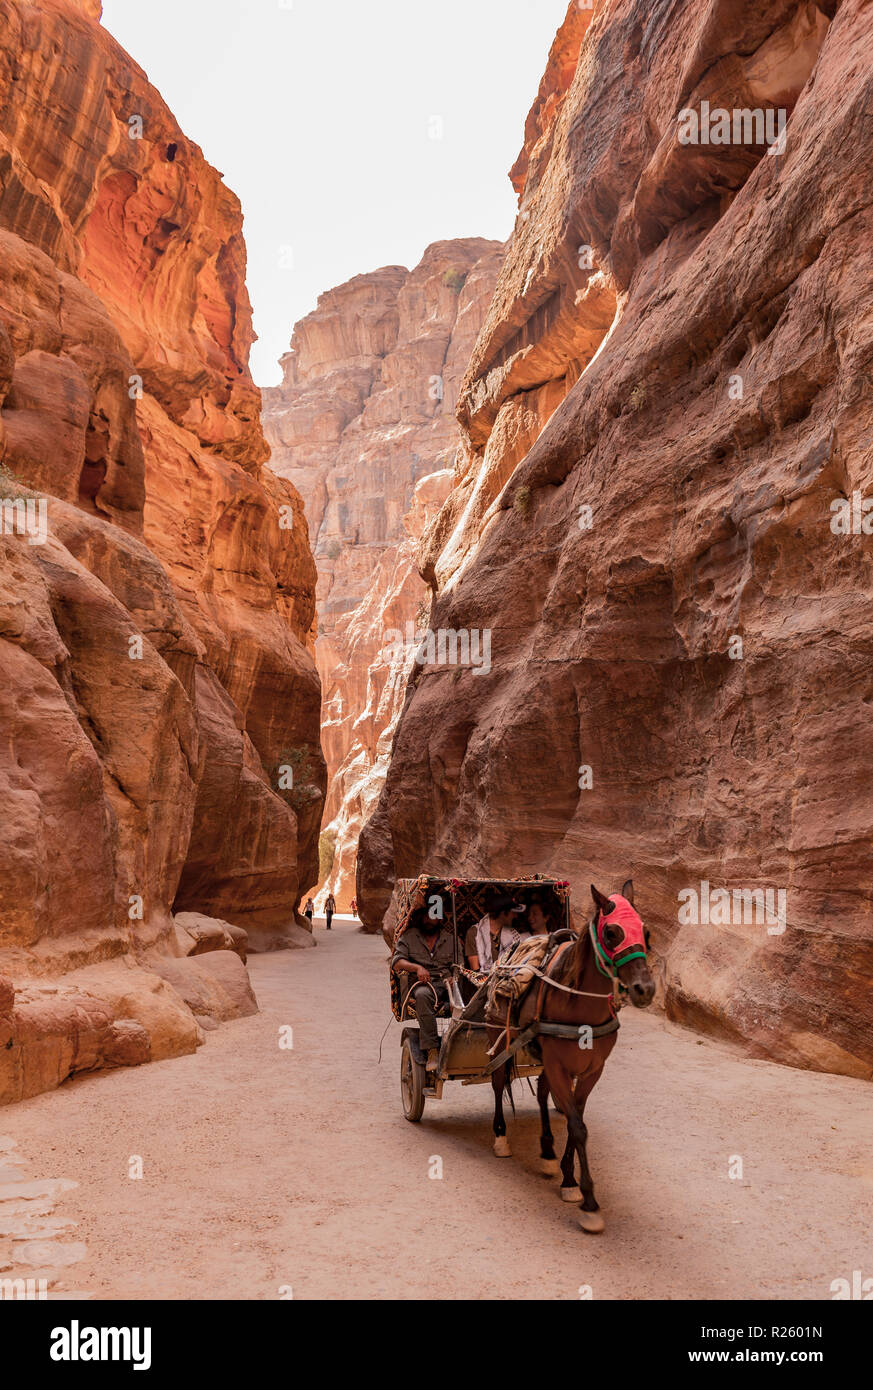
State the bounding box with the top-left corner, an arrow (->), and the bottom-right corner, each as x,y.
314,469 -> 454,908
0,0 -> 324,1103
263,241 -> 501,906
359,0 -> 873,1078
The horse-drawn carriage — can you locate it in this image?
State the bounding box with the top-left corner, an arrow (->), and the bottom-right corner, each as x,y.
387,872 -> 656,1232
389,874 -> 573,1122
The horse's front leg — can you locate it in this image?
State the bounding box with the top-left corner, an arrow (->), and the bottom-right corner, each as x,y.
544,1046 -> 606,1230
571,1066 -> 606,1233
541,1045 -> 580,1202
491,1065 -> 511,1156
536,1071 -> 560,1175
559,1126 -> 576,1195
554,1096 -> 598,1218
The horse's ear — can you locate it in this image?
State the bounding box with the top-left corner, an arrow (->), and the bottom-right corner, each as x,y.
621,878 -> 635,906
591,884 -> 613,913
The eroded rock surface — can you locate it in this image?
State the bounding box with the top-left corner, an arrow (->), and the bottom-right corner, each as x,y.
264,240 -> 501,906
359,0 -> 873,1077
0,0 -> 324,1102
315,469 -> 455,908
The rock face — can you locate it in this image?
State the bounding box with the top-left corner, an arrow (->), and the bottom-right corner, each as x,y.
359,0 -> 873,1078
315,469 -> 454,908
263,240 -> 501,906
0,0 -> 324,1102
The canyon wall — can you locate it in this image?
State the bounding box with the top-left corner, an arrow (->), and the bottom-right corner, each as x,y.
359,0 -> 873,1078
263,240 -> 501,906
0,0 -> 324,1103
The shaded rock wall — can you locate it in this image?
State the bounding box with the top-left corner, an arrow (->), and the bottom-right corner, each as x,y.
359,0 -> 873,1078
315,469 -> 453,908
0,0 -> 324,1100
263,240 -> 501,906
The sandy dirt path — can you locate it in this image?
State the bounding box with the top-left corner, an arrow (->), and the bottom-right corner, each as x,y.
1,919 -> 871,1301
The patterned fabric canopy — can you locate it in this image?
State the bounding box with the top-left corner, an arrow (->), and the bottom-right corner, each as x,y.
388,875 -> 572,1020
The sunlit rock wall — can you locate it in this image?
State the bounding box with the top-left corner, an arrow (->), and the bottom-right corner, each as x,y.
359,0 -> 872,1078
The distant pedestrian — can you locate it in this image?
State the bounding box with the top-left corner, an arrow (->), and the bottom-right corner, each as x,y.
350,897 -> 358,919
303,897 -> 314,925
325,893 -> 336,931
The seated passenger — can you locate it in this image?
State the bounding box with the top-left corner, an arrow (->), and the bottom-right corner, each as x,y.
465,893 -> 530,973
392,905 -> 454,1075
522,891 -> 559,937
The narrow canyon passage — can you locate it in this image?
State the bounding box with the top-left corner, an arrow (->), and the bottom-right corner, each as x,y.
2,922 -> 870,1302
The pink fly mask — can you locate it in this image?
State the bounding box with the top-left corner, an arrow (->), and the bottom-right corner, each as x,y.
591,894 -> 649,978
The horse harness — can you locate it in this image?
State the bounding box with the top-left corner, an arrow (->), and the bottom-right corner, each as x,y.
484,927 -> 622,1076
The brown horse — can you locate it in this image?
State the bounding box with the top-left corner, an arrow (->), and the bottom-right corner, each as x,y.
487,879 -> 655,1233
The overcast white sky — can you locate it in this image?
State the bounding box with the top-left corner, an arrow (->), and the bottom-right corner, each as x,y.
100,0 -> 565,385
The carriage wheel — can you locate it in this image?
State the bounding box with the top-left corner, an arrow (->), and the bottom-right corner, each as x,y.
400,1036 -> 426,1123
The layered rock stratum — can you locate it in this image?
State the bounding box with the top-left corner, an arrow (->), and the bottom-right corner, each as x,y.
359,0 -> 873,1078
0,0 -> 324,1103
263,241 -> 501,906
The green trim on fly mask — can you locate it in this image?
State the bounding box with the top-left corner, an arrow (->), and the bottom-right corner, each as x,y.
589,918 -> 647,982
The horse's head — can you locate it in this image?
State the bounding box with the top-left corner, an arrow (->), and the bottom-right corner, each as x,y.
590,880 -> 655,1008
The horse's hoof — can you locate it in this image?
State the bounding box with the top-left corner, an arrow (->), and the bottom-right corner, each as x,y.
538,1158 -> 560,1177
578,1209 -> 605,1234
560,1186 -> 583,1203
493,1136 -> 512,1157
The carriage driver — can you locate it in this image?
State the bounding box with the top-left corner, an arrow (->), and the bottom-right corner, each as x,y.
392,902 -> 455,1077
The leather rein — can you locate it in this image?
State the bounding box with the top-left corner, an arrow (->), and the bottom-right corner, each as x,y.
527,918 -> 618,1035
532,914 -> 637,1004
487,923 -> 621,1068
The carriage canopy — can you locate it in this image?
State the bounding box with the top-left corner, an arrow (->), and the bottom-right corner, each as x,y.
388,874 -> 572,1020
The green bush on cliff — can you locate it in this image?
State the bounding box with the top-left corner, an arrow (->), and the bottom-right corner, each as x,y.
442,269 -> 468,294
319,829 -> 337,883
514,485 -> 531,516
0,463 -> 30,501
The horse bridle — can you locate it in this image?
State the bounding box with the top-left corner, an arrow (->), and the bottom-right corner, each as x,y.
496,913 -> 651,1056
529,911 -> 649,1004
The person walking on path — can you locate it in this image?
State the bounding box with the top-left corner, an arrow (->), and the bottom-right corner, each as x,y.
303,897 -> 314,926
324,894 -> 336,931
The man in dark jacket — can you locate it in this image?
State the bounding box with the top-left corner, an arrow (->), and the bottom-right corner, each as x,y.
324,894 -> 336,931
391,906 -> 455,1074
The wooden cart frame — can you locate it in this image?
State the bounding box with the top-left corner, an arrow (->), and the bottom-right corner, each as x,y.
390,876 -> 573,1123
